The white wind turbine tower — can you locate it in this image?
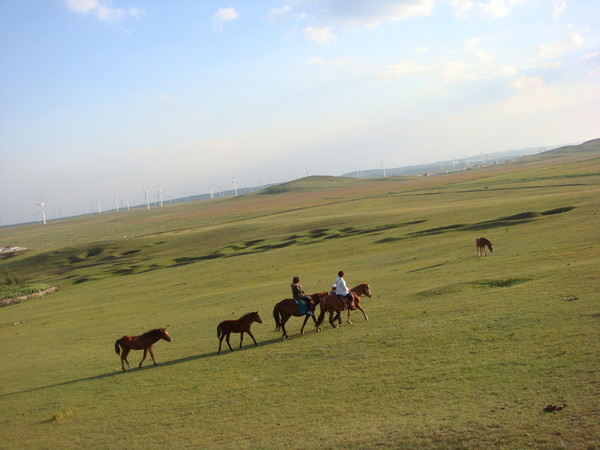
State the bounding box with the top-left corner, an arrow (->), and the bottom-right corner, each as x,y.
157,187 -> 164,207
143,188 -> 150,210
36,197 -> 47,224
380,161 -> 387,178
114,195 -> 120,212
97,200 -> 102,214
289,171 -> 295,181
209,184 -> 214,199
232,177 -> 238,196
304,168 -> 311,177
125,196 -> 130,210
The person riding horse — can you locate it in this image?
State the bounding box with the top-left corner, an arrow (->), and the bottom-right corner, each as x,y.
335,271 -> 355,310
291,276 -> 314,316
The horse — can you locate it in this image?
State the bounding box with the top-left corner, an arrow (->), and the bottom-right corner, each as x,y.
114,327 -> 172,372
476,237 -> 493,256
217,311 -> 262,354
273,292 -> 327,339
316,283 -> 373,328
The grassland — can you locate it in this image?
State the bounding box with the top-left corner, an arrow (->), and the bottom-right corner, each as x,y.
1,142 -> 599,449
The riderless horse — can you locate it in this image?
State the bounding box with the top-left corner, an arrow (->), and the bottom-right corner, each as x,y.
476,237 -> 493,256
114,327 -> 172,372
217,311 -> 262,354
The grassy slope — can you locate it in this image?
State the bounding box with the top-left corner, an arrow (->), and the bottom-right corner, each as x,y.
0,144 -> 599,448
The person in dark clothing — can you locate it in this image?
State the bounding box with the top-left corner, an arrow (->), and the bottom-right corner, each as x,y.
291,276 -> 313,316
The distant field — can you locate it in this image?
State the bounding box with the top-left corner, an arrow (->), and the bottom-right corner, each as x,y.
1,141 -> 599,448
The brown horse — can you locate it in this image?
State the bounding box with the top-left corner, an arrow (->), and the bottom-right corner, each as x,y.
273,292 -> 327,339
476,237 -> 493,256
114,327 -> 172,372
217,311 -> 262,354
316,283 -> 373,328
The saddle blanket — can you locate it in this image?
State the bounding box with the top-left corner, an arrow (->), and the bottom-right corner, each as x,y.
294,299 -> 309,315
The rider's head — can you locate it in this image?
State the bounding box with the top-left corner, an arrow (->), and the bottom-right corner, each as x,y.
338,271 -> 344,277
292,276 -> 300,284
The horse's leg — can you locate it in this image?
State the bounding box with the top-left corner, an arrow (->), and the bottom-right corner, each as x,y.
239,331 -> 245,348
218,334 -> 224,354
300,314 -> 311,335
281,313 -> 290,339
139,347 -> 149,368
247,330 -> 258,347
356,303 -> 368,321
225,333 -> 233,351
347,308 -> 353,325
329,309 -> 338,328
122,348 -> 132,371
149,347 -> 158,366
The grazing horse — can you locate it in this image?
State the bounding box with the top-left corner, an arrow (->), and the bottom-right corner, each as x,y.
316,283 -> 373,328
273,292 -> 327,339
217,311 -> 262,354
114,327 -> 172,372
476,237 -> 493,256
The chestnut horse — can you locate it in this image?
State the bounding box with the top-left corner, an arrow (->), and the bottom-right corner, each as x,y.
316,283 -> 373,328
476,237 -> 493,256
273,292 -> 327,339
114,327 -> 172,372
217,311 -> 262,354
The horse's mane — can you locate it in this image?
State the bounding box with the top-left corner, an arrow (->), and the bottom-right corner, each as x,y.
240,312 -> 258,319
142,328 -> 164,337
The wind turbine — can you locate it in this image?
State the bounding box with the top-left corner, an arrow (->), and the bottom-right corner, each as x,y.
232,177 -> 238,196
114,194 -> 120,212
97,200 -> 102,214
157,187 -> 164,207
209,184 -> 214,199
143,188 -> 150,210
304,168 -> 311,177
125,196 -> 130,210
36,198 -> 47,224
289,171 -> 295,181
380,161 -> 387,178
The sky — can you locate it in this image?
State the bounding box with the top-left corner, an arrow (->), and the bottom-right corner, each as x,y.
0,0 -> 598,225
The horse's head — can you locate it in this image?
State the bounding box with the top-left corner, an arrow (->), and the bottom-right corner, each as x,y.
159,328 -> 172,342
311,292 -> 327,304
252,311 -> 263,324
488,243 -> 493,252
356,283 -> 372,297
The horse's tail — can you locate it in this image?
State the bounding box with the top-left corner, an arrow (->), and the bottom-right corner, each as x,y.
114,339 -> 121,355
273,302 -> 282,332
217,323 -> 222,339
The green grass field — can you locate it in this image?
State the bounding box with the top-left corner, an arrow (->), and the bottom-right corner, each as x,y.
1,142 -> 599,448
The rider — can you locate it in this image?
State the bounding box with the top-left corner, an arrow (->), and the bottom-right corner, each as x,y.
335,271 -> 355,310
291,276 -> 313,316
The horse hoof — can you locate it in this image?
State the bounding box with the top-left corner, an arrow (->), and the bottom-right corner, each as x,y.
348,321 -> 353,325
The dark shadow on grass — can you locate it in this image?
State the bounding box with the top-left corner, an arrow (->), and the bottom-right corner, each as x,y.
0,336 -> 298,398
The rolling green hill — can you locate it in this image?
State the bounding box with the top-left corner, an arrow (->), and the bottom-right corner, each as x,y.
1,142 -> 599,448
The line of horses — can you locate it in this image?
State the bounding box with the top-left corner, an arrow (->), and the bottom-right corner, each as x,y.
114,282 -> 373,370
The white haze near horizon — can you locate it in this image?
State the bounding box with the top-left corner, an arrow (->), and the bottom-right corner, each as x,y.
0,0 -> 598,225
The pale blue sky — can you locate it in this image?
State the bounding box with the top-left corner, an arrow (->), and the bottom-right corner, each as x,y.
1,0 -> 598,225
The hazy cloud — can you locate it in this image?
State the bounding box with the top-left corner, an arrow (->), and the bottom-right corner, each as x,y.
537,31 -> 584,59
552,0 -> 567,19
511,76 -> 544,91
477,0 -> 525,19
65,0 -> 143,22
294,0 -> 435,28
303,26 -> 337,44
465,37 -> 492,61
213,7 -> 239,30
